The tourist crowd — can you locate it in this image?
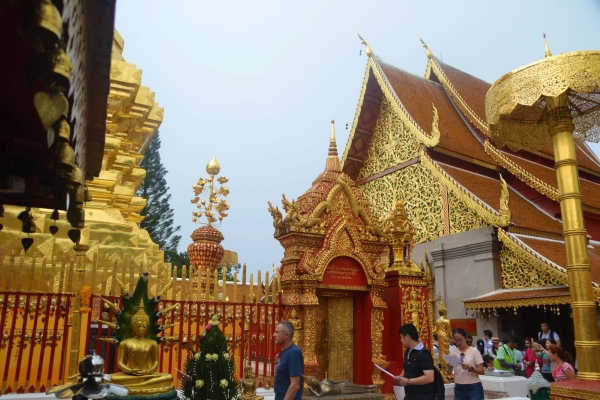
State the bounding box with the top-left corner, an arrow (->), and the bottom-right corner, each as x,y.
434,322 -> 576,383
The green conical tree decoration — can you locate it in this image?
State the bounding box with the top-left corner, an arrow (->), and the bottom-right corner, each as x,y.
180,315 -> 239,400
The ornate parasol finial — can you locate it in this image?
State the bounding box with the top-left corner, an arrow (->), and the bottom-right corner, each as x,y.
419,34 -> 433,59
543,33 -> 552,58
190,157 -> 230,227
357,28 -> 373,57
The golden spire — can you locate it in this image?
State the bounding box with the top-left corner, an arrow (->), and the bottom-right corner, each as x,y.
543,33 -> 552,58
329,118 -> 337,155
419,34 -> 433,59
357,28 -> 373,57
325,119 -> 341,172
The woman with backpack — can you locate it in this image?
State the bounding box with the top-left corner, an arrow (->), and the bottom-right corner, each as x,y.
448,328 -> 485,400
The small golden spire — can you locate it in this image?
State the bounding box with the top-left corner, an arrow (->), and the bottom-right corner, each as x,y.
419,34 -> 433,59
325,119 -> 341,172
543,33 -> 552,58
329,118 -> 337,156
357,28 -> 373,57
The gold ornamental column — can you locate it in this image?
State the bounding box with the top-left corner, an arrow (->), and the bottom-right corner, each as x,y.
546,93 -> 600,379
485,39 -> 600,380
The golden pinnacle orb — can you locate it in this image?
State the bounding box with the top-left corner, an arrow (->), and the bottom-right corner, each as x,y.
206,156 -> 221,175
190,157 -> 229,227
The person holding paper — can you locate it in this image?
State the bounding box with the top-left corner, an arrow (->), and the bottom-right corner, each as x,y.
393,324 -> 436,400
448,328 -> 484,400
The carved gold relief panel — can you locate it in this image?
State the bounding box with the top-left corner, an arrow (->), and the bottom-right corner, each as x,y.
357,98 -> 421,180
500,245 -> 562,289
359,164 -> 444,244
448,191 -> 488,234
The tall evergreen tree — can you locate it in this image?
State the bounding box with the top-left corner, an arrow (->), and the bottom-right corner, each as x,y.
137,132 -> 182,264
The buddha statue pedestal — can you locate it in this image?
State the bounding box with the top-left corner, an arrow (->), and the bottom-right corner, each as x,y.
303,377 -> 384,400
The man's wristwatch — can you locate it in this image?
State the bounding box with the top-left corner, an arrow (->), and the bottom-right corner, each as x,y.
468,367 -> 474,373
406,379 -> 411,386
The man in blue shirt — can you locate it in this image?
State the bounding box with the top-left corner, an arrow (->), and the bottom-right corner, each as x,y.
273,320 -> 304,400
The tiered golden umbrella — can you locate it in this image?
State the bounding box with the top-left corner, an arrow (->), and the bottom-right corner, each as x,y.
486,38 -> 600,380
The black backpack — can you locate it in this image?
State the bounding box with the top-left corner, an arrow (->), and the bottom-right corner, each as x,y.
432,366 -> 445,399
406,347 -> 445,399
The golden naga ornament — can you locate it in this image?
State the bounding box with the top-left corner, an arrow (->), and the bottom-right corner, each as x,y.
190,157 -> 230,227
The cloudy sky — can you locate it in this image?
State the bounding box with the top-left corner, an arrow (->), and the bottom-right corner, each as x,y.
115,0 -> 600,278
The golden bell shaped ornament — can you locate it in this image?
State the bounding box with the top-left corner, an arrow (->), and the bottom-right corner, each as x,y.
69,166 -> 83,187
50,49 -> 73,87
26,0 -> 62,49
47,118 -> 70,148
84,186 -> 92,202
53,142 -> 75,175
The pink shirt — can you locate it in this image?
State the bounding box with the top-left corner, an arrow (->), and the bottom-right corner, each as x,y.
450,346 -> 484,385
552,362 -> 574,381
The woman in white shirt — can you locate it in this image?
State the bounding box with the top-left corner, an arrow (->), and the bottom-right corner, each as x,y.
448,328 -> 485,400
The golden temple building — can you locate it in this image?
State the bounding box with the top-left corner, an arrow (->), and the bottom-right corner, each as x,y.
342,37 -> 600,359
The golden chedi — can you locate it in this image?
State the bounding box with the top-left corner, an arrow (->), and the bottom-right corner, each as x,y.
99,272 -> 175,396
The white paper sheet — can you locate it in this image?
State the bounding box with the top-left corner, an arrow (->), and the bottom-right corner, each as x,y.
442,355 -> 462,367
374,363 -> 396,378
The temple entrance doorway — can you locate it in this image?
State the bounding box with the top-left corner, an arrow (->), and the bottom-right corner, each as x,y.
327,296 -> 354,381
314,293 -> 357,382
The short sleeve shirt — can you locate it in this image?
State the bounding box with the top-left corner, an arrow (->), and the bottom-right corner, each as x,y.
274,344 -> 304,400
552,362 -> 574,381
538,352 -> 552,373
539,331 -> 560,342
450,346 -> 483,385
495,345 -> 518,371
403,344 -> 435,400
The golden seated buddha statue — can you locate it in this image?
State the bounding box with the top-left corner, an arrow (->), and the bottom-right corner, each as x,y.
101,274 -> 175,395
241,366 -> 264,400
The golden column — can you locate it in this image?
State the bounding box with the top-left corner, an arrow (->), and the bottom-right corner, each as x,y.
485,38 -> 600,380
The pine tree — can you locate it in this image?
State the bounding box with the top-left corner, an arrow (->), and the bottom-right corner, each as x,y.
137,132 -> 182,263
181,315 -> 239,400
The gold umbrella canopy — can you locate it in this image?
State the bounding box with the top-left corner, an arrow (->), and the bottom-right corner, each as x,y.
485,50 -> 600,152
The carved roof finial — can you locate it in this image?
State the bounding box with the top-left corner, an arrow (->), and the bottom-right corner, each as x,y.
357,28 -> 373,57
325,119 -> 341,172
419,33 -> 433,59
543,33 -> 552,58
329,118 -> 337,155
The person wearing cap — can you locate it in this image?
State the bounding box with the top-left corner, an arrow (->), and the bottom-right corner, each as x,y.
476,339 -> 485,355
485,337 -> 500,359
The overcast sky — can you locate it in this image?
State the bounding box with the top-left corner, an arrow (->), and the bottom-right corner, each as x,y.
115,0 -> 600,278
